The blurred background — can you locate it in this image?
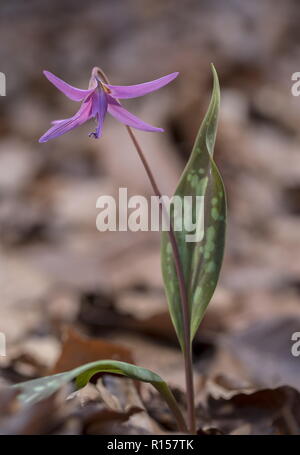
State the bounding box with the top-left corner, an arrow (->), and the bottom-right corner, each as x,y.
1,0 -> 300,434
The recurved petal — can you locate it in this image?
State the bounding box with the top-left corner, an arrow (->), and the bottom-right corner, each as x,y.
104,72 -> 179,99
107,96 -> 163,132
39,99 -> 93,143
43,71 -> 94,101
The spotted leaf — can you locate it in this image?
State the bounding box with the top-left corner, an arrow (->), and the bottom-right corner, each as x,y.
161,65 -> 226,348
12,360 -> 187,431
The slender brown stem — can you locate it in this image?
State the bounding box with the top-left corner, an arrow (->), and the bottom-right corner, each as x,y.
98,68 -> 196,433
126,126 -> 196,434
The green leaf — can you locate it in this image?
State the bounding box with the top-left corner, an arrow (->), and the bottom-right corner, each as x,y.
161,64 -> 226,348
12,360 -> 187,432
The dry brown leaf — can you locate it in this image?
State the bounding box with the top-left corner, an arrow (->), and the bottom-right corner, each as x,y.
82,404 -> 143,435
51,327 -> 134,374
206,386 -> 300,435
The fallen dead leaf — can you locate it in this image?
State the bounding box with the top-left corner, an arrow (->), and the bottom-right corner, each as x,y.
206,385 -> 300,435
51,327 -> 134,374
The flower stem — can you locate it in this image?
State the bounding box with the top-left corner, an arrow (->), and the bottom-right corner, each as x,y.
97,67 -> 195,433
126,126 -> 196,434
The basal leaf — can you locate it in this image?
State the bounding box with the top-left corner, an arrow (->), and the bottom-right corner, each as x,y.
12,360 -> 187,431
161,65 -> 226,348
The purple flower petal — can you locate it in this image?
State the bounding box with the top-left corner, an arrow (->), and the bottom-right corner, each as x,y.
107,96 -> 163,132
104,72 -> 179,99
90,89 -> 108,138
43,71 -> 94,101
39,98 -> 93,143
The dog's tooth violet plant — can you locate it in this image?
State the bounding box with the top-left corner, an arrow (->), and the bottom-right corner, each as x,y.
13,65 -> 226,435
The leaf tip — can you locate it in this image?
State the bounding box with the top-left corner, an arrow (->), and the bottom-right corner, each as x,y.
210,63 -> 219,91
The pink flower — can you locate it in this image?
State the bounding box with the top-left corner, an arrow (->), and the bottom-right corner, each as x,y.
39,67 -> 178,143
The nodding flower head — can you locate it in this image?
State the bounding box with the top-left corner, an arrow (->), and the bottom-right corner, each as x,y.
39,67 -> 179,143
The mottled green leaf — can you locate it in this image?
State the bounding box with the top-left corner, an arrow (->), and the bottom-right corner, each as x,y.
161,65 -> 226,348
12,360 -> 187,431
